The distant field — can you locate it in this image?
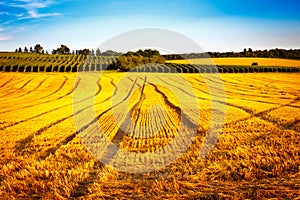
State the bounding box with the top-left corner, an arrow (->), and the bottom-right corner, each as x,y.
1,53 -> 300,73
167,57 -> 300,67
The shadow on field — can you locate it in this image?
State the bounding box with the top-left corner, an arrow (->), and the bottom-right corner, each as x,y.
38,133 -> 77,160
14,116 -> 72,156
70,162 -> 105,198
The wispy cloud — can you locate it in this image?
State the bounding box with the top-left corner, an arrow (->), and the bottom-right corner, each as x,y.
10,0 -> 54,10
0,26 -> 11,41
16,13 -> 24,17
18,10 -> 61,19
1,20 -> 14,25
0,12 -> 9,15
0,36 -> 11,41
9,0 -> 62,20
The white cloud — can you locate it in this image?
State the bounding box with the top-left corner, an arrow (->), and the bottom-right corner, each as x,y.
0,28 -> 3,31
0,12 -> 9,15
16,13 -> 24,17
10,0 -> 54,10
0,36 -> 11,41
18,10 -> 61,19
9,0 -> 62,20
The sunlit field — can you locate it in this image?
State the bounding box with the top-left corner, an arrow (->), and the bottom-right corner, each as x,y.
167,57 -> 300,67
0,72 -> 299,199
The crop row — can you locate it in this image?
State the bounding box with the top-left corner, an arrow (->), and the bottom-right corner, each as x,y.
1,62 -> 299,73
0,53 -> 117,63
119,63 -> 300,73
0,63 -> 116,72
0,53 -> 117,72
164,63 -> 300,73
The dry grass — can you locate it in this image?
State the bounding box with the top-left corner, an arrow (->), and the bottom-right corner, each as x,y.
167,57 -> 300,67
0,72 -> 299,199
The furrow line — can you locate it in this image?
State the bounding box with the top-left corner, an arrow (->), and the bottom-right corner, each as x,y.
0,78 -> 34,98
4,76 -> 51,99
0,75 -> 69,111
0,77 -> 116,131
0,77 -> 14,88
162,75 -> 300,132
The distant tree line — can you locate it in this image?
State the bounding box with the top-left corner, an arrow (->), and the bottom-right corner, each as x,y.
14,45 -> 300,60
16,44 -> 47,54
163,48 -> 300,60
15,44 -> 122,56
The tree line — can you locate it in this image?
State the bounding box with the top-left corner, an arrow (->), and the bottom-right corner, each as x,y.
163,48 -> 300,60
109,49 -> 165,71
14,45 -> 300,60
15,44 -> 122,56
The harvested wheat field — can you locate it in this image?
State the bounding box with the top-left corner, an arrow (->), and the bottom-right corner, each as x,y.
167,57 -> 300,67
0,72 -> 299,199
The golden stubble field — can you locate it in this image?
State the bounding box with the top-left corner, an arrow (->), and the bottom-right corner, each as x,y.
167,57 -> 300,67
0,72 -> 299,199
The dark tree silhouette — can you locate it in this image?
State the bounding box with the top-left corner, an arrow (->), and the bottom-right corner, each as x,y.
34,44 -> 43,54
52,45 -> 71,54
96,48 -> 101,56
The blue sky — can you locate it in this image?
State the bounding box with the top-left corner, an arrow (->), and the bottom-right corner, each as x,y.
0,0 -> 300,53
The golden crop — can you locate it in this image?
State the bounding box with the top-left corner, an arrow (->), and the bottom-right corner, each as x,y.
167,57 -> 300,67
0,72 -> 299,199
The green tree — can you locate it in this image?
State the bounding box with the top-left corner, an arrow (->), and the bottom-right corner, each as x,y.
113,49 -> 165,71
102,50 -> 122,56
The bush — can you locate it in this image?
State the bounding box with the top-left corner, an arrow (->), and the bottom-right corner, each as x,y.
113,49 -> 165,71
